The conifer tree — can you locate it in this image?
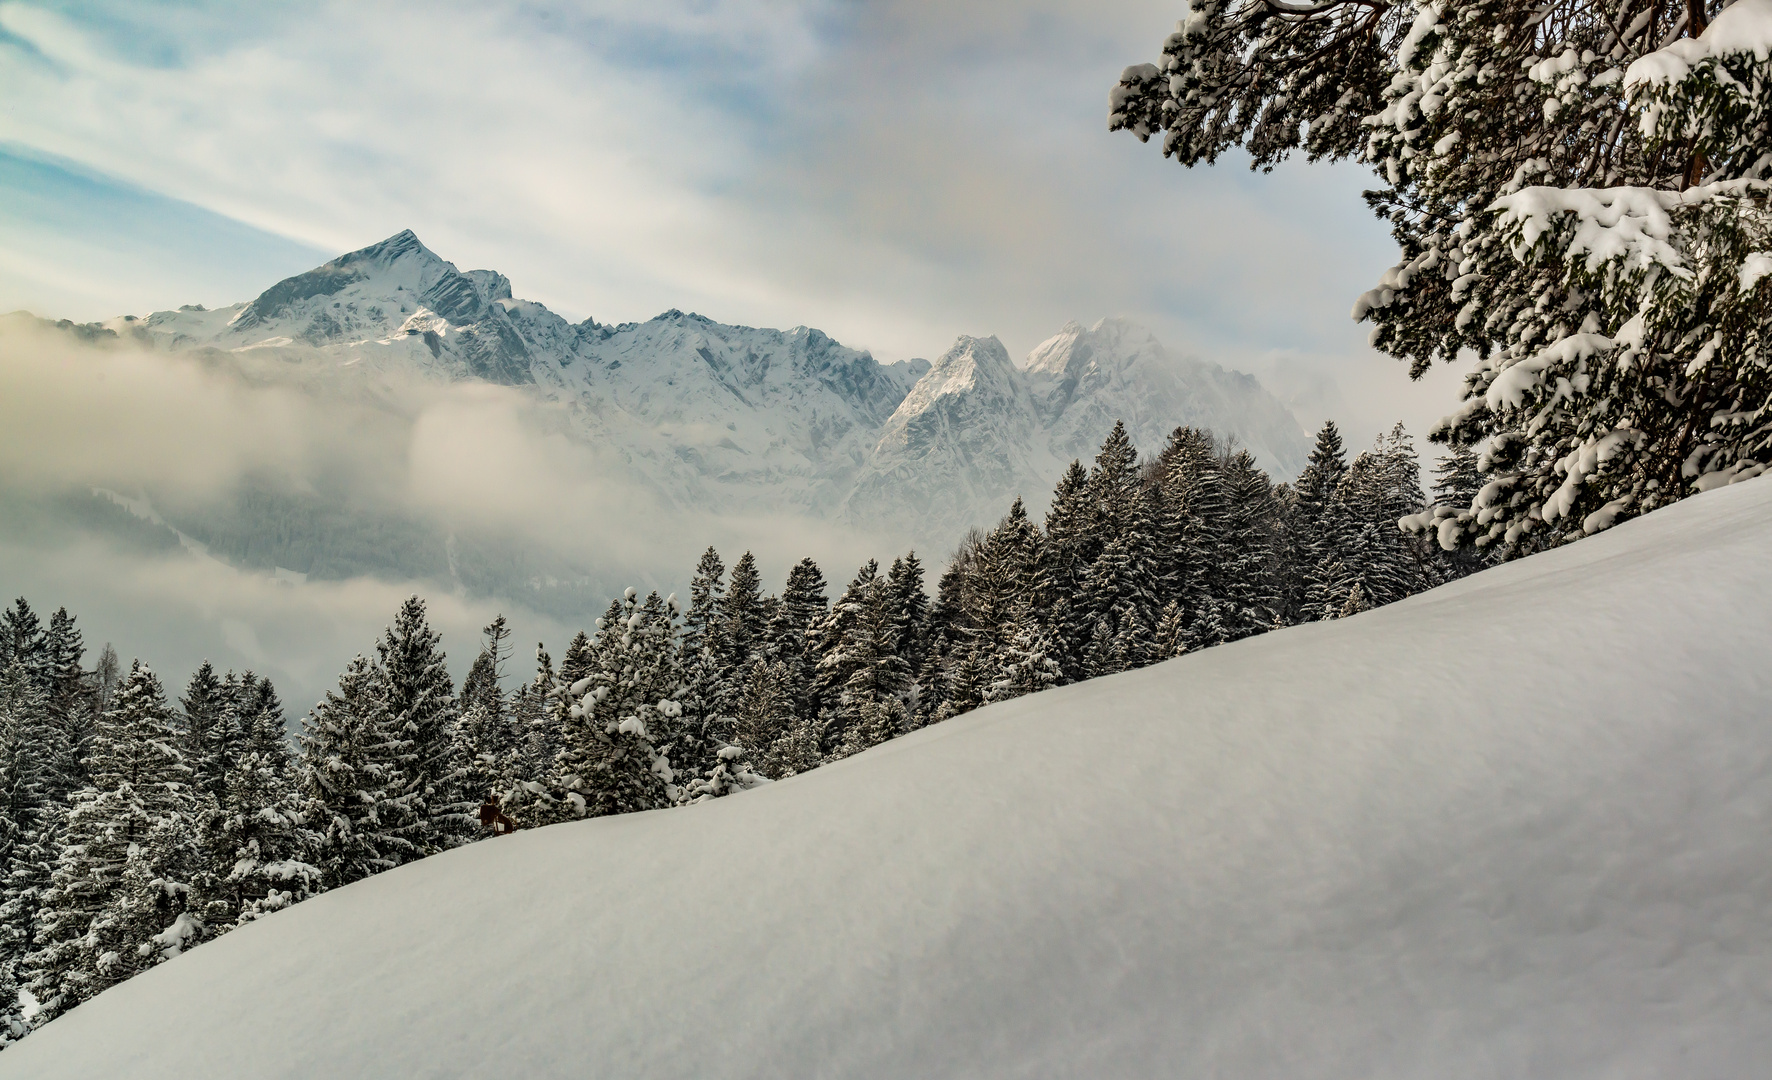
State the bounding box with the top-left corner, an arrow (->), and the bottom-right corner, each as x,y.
1160,426 -> 1233,633
941,644 -> 991,721
1410,444 -> 1496,580
297,654 -> 407,889
193,673 -> 319,933
966,500 -> 1041,658
1087,421 -> 1143,548
1116,0 -> 1772,544
820,574 -> 910,751
1153,601 -> 1188,661
455,615 -> 521,808
1034,460 -> 1094,680
0,600 -> 45,688
42,608 -> 88,797
1109,606 -> 1151,672
556,591 -> 681,818
768,557 -> 829,727
1294,421 -> 1351,621
677,548 -> 728,764
0,658 -> 58,1036
513,643 -> 558,783
1218,449 -> 1283,638
178,662 -> 235,805
886,553 -> 931,717
1083,617 -> 1119,679
983,610 -> 1062,704
722,552 -> 766,686
732,660 -> 792,772
810,560 -> 879,725
767,710 -> 825,778
375,597 -> 467,857
682,547 -> 727,663
23,663 -> 199,1024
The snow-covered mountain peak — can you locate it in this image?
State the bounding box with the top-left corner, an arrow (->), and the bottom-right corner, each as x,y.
897,334 -> 1022,409
229,229 -> 457,333
70,234 -> 1309,560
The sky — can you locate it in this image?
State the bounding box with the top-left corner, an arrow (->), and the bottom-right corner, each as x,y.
0,0 -> 1472,705
0,0 -> 1468,442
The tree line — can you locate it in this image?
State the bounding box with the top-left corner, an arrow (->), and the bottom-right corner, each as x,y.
0,416 -> 1484,1046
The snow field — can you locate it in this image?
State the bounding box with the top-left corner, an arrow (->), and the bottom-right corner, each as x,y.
6,476 -> 1772,1078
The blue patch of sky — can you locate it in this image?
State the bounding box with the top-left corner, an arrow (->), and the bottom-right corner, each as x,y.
16,0 -> 266,66
0,143 -> 331,316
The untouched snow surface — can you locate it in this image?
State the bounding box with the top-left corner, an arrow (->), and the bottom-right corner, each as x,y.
10,478 -> 1772,1079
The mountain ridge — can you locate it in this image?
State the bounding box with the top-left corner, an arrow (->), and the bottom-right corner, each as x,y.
22,230 -> 1311,595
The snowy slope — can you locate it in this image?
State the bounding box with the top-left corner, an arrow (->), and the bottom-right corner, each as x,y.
10,477 -> 1772,1079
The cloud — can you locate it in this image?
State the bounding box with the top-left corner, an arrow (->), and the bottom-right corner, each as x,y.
0,317 -> 914,707
0,0 -> 1468,444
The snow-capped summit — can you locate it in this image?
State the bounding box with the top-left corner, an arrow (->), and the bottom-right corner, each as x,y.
1025,317 -> 1309,474
87,233 -> 1308,569
841,320 -> 1312,540
844,335 -> 1057,535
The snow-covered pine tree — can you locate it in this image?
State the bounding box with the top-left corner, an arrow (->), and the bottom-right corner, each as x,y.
941,643 -> 992,720
21,663 -> 199,1025
0,658 -> 57,1038
0,601 -> 45,689
732,659 -> 792,771
983,608 -> 1062,703
1411,443 -> 1495,580
1317,429 -> 1435,613
676,547 -> 729,783
1087,421 -> 1143,549
920,540 -> 977,711
768,557 -> 830,730
1159,426 -> 1233,638
1034,459 -> 1095,681
455,615 -> 522,810
42,608 -> 89,796
809,559 -> 880,731
558,590 -> 682,818
1083,616 -> 1120,679
828,576 -> 913,755
962,501 -> 1041,678
1219,448 -> 1284,638
1184,599 -> 1228,653
885,554 -> 931,721
766,707 -> 824,779
1080,525 -> 1160,670
177,661 -> 235,805
1113,0 -> 1772,548
512,642 -> 558,784
298,654 -> 407,889
90,644 -> 120,716
683,547 -> 727,662
1153,600 -> 1188,661
1109,605 -> 1152,671
1292,422 -> 1351,621
722,552 -> 766,691
193,673 -> 318,934
375,597 -> 468,857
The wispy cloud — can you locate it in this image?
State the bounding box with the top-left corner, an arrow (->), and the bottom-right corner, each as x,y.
0,0 -> 1463,451
0,317 -> 906,706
